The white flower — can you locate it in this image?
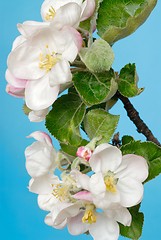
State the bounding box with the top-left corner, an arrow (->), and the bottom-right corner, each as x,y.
88,143 -> 148,209
28,108 -> 49,122
25,131 -> 57,178
7,25 -> 82,111
41,0 -> 95,28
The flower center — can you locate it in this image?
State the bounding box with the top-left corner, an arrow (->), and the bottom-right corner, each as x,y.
45,6 -> 56,21
39,46 -> 59,72
82,205 -> 97,224
52,184 -> 68,201
104,173 -> 118,193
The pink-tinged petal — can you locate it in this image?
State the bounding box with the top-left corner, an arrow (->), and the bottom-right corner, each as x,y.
25,75 -> 59,111
52,3 -> 81,29
52,202 -> 81,226
81,0 -> 95,21
38,194 -> 58,211
89,213 -> 119,240
73,191 -> 93,202
5,69 -> 27,88
29,176 -> 53,194
68,212 -> 88,235
90,144 -> 122,173
8,42 -> 44,80
115,154 -> 148,182
105,204 -> 132,226
117,178 -> 144,207
28,108 -> 49,122
6,84 -> 24,98
76,146 -> 93,161
27,131 -> 52,146
45,213 -> 67,229
89,172 -> 106,197
17,21 -> 49,38
49,60 -> 72,86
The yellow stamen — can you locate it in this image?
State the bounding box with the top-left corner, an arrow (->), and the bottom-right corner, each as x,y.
82,206 -> 97,224
104,175 -> 117,193
45,6 -> 56,21
39,52 -> 58,72
52,184 -> 68,201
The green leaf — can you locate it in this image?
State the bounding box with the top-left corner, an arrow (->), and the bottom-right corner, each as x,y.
120,205 -> 144,240
84,109 -> 120,144
122,135 -> 135,145
60,139 -> 89,157
121,141 -> 161,181
118,63 -> 144,97
73,69 -> 118,106
45,92 -> 86,146
79,39 -> 114,72
97,0 -> 157,44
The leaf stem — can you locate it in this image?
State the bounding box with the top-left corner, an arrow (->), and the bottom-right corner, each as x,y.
117,91 -> 161,146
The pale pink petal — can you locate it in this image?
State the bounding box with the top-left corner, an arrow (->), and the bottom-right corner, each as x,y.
68,212 -> 88,235
27,131 -> 52,146
73,191 -> 93,202
49,60 -> 72,86
6,84 -> 24,98
81,0 -> 95,21
116,154 -> 148,182
5,69 -> 27,88
90,144 -> 122,173
25,75 -> 60,111
117,178 -> 144,207
89,213 -> 119,240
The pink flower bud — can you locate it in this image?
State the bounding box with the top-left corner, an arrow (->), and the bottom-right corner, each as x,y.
76,146 -> 93,161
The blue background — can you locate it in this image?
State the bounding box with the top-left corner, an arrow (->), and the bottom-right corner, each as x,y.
1,1 -> 161,239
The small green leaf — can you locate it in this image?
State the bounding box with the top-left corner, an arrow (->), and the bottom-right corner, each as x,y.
97,0 -> 157,44
118,63 -> 144,97
122,135 -> 135,145
73,70 -> 118,106
46,92 -> 86,146
121,141 -> 161,181
79,39 -> 114,72
120,204 -> 144,240
84,109 -> 120,144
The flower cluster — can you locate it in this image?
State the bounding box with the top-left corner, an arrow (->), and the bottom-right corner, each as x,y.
6,0 -> 95,122
25,131 -> 148,240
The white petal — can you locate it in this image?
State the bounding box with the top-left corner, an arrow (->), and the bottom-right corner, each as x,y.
90,144 -> 122,173
81,0 -> 95,21
52,202 -> 81,226
90,172 -> 106,197
25,75 -> 59,111
5,69 -> 27,88
68,212 -> 88,235
27,131 -> 53,146
8,42 -> 44,80
71,170 -> 90,190
89,213 -> 119,240
117,178 -> 144,207
49,60 -> 72,86
12,35 -> 26,50
105,204 -> 132,226
17,21 -> 49,38
45,212 -> 67,229
29,175 -> 53,194
52,3 -> 81,29
38,194 -> 58,211
28,108 -> 49,122
116,154 -> 148,182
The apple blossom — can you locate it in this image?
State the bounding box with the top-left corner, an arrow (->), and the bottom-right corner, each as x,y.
7,24 -> 82,111
88,143 -> 149,209
41,0 -> 95,28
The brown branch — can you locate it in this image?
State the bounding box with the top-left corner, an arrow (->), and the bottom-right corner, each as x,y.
116,91 -> 161,147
